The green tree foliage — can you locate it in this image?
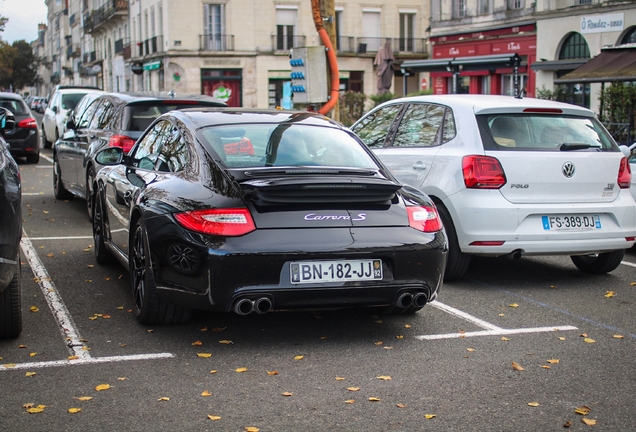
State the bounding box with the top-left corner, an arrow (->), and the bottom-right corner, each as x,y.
0,40 -> 38,90
339,91 -> 367,126
598,82 -> 636,145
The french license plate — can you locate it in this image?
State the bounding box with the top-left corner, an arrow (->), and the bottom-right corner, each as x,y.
290,259 -> 383,284
542,214 -> 601,231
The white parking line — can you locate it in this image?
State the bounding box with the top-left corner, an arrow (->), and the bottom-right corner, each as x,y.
620,260 -> 636,268
0,233 -> 174,372
416,300 -> 578,340
40,153 -> 54,164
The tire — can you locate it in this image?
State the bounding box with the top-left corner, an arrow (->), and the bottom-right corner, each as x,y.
92,192 -> 114,264
436,202 -> 471,282
0,267 -> 22,339
130,220 -> 191,325
570,250 -> 625,274
86,166 -> 95,222
26,152 -> 40,164
42,125 -> 52,149
53,153 -> 74,200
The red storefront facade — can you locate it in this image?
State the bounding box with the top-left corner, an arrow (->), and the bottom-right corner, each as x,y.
429,24 -> 537,97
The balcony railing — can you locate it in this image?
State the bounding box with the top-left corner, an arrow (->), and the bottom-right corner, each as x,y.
199,34 -> 235,51
134,36 -> 164,57
549,0 -> 597,9
351,37 -> 428,55
271,35 -> 306,52
66,44 -> 81,59
83,0 -> 128,33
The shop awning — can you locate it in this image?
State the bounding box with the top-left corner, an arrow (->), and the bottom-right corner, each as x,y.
401,53 -> 525,73
555,45 -> 636,84
530,59 -> 587,72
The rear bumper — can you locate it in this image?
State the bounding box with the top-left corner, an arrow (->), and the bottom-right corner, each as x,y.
146,218 -> 447,312
447,189 -> 636,256
7,131 -> 39,156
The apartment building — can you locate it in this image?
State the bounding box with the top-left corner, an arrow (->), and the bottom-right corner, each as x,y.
40,0 -> 431,108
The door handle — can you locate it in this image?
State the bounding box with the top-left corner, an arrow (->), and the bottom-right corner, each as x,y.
412,161 -> 426,170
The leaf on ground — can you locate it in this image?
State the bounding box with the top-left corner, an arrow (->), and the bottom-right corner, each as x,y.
344,399 -> 355,404
581,418 -> 597,426
68,408 -> 81,413
547,359 -> 559,364
374,320 -> 383,324
564,420 -> 572,427
383,346 -> 394,350
604,291 -> 616,298
68,355 -> 79,360
211,327 -> 227,332
30,306 -> 39,312
4,363 -> 17,368
499,313 -> 505,317
376,375 -> 392,380
26,406 -> 46,413
396,403 -> 407,408
584,338 -> 595,343
18,344 -> 26,348
575,406 -> 592,415
267,370 -> 278,376
335,376 -> 345,381
509,303 -> 519,308
191,341 -> 203,346
405,324 -> 411,328
374,341 -> 383,346
501,337 -> 510,341
201,391 -> 212,397
76,396 -> 93,401
580,333 -> 588,337
467,348 -> 475,352
294,355 -> 304,360
424,414 -> 436,419
235,367 -> 248,373
281,392 -> 293,397
117,377 -> 128,381
147,329 -> 154,333
528,402 -> 540,407
541,365 -> 551,369
25,372 -> 36,377
614,335 -> 624,339
208,415 -> 221,420
559,337 -> 566,341
116,305 -> 124,310
95,384 -> 111,391
512,361 -> 525,371
245,427 -> 259,432
210,370 -> 218,374
199,327 -> 208,332
158,397 -> 169,401
197,353 -> 212,358
219,340 -> 233,344
347,387 -> 360,392
368,397 -> 381,402
395,335 -> 404,339
29,352 -> 37,357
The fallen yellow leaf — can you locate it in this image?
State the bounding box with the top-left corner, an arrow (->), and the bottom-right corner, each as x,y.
235,367 -> 248,373
267,370 -> 279,375
335,376 -> 345,381
395,335 -> 404,339
219,340 -> 233,344
541,365 -> 551,369
396,403 -> 407,408
559,337 -> 566,341
374,341 -> 383,346
368,397 -> 381,402
191,341 -> 203,346
95,384 -> 111,391
4,363 -> 17,368
208,415 -> 221,421
584,338 -> 595,344
68,355 -> 79,360
347,387 -> 360,392
575,406 -> 592,415
68,408 -> 81,413
26,406 -> 45,413
376,375 -> 392,380
467,348 -> 475,352
547,359 -> 559,364
116,306 -> 124,310
294,355 -> 304,360
25,372 -> 36,377
424,414 -> 436,419
18,344 -> 26,348
29,352 -> 37,357
158,397 -> 169,401
512,361 -> 525,371
528,402 -> 540,407
498,313 -> 505,317
581,418 -> 597,426
614,335 -> 624,339
605,291 -> 616,298
344,399 -> 355,404
76,397 -> 93,401
201,391 -> 212,397
197,353 -> 212,358
282,392 -> 293,397
509,303 -> 519,308
501,337 -> 510,341
210,370 -> 218,374
117,377 -> 128,381
245,427 -> 259,432
30,306 -> 39,312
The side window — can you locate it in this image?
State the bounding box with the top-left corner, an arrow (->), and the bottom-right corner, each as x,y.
351,104 -> 402,148
131,120 -> 171,170
89,100 -> 109,129
50,93 -> 61,110
442,107 -> 457,143
157,126 -> 189,172
393,103 -> 445,148
77,100 -> 101,129
96,101 -> 115,129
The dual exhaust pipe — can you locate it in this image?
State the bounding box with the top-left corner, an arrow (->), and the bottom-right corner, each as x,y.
395,292 -> 428,309
233,297 -> 273,315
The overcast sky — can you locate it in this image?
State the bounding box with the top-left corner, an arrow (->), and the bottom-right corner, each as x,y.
1,0 -> 48,44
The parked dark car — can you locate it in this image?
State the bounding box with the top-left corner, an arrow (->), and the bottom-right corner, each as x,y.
92,108 -> 447,325
0,92 -> 39,164
53,92 -> 226,220
0,108 -> 22,338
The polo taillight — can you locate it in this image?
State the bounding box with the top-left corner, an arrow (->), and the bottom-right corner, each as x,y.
462,155 -> 507,189
109,135 -> 135,153
618,157 -> 631,189
407,205 -> 443,233
174,208 -> 256,236
17,117 -> 37,129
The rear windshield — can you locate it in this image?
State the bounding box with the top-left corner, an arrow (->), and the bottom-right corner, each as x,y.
477,114 -> 617,152
197,124 -> 379,169
123,103 -> 217,132
0,98 -> 28,115
61,92 -> 89,110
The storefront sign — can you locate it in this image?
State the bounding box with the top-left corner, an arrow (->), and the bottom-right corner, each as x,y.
131,62 -> 144,75
580,13 -> 624,34
143,60 -> 162,71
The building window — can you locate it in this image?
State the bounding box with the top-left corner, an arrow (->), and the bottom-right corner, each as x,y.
621,27 -> 636,44
454,0 -> 467,18
399,13 -> 415,52
559,32 -> 590,60
204,4 -> 226,51
335,9 -> 343,51
276,8 -> 297,51
556,32 -> 591,108
508,0 -> 524,9
478,0 -> 490,15
361,10 -> 381,52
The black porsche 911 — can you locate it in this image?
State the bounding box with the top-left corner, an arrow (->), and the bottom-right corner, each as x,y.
92,108 -> 447,325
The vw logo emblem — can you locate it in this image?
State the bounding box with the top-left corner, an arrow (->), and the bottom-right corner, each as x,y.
562,161 -> 575,178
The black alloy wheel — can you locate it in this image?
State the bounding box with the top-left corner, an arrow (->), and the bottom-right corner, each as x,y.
436,202 -> 471,282
92,192 -> 113,264
570,250 -> 625,274
53,153 -> 74,200
86,166 -> 96,222
0,267 -> 22,339
42,126 -> 52,149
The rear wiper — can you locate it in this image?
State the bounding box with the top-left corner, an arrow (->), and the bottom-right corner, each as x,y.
559,142 -> 602,151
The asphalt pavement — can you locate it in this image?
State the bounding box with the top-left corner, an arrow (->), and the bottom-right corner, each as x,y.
0,148 -> 634,431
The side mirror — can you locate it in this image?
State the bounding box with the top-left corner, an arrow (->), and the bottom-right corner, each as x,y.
620,145 -> 630,158
0,107 -> 16,137
52,105 -> 58,114
95,146 -> 125,165
66,118 -> 77,130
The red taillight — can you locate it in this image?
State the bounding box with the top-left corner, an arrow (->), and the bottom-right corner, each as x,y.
174,208 -> 256,236
469,241 -> 505,246
109,135 -> 135,153
462,155 -> 507,189
407,205 -> 443,233
522,108 -> 563,113
618,157 -> 631,189
17,117 -> 37,129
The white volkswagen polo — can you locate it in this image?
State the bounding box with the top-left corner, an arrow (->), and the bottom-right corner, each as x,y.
351,95 -> 636,281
